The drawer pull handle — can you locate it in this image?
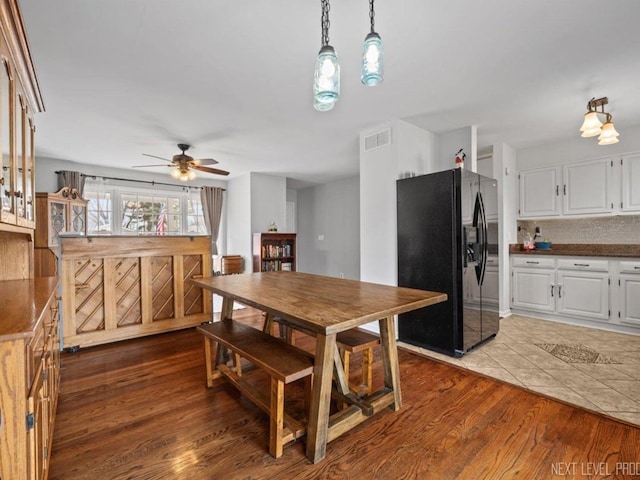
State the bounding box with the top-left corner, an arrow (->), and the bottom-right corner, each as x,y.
574,263 -> 590,267
634,266 -> 640,270
75,283 -> 90,290
526,261 -> 539,264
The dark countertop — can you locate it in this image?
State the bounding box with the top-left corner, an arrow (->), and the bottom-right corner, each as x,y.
509,243 -> 640,258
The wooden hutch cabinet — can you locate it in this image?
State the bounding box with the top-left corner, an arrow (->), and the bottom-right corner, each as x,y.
0,2 -> 54,479
0,4 -> 38,231
0,278 -> 60,480
252,232 -> 297,272
34,187 -> 88,276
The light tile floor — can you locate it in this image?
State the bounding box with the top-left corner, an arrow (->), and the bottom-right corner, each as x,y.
398,314 -> 640,426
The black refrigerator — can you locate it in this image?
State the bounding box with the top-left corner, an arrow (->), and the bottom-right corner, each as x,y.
397,168 -> 499,357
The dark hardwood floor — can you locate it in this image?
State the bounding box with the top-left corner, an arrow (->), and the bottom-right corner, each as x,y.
49,309 -> 640,479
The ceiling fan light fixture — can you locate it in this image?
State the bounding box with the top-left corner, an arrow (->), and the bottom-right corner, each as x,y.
170,167 -> 181,179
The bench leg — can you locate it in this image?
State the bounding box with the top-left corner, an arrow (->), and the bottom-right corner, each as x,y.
304,374 -> 313,419
340,350 -> 351,409
203,337 -> 224,387
203,337 -> 214,387
233,353 -> 243,377
263,312 -> 274,335
362,347 -> 373,394
270,377 -> 285,458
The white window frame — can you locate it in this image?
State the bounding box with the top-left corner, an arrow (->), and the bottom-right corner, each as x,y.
83,179 -> 206,236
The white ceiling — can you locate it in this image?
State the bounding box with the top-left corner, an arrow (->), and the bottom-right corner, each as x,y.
19,0 -> 640,189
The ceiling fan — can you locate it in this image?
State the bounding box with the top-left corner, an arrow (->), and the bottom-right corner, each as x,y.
134,143 -> 230,181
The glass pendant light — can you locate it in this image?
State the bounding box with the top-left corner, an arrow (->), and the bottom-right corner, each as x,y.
598,115 -> 620,145
361,0 -> 383,86
314,0 -> 340,111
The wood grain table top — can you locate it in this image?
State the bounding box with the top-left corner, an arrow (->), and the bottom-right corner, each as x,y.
189,271 -> 447,335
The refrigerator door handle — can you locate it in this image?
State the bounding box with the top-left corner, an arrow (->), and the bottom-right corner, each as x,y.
474,192 -> 488,286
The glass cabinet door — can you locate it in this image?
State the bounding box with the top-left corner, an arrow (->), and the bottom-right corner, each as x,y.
24,117 -> 35,223
71,203 -> 87,233
49,200 -> 66,247
0,59 -> 13,221
15,95 -> 25,223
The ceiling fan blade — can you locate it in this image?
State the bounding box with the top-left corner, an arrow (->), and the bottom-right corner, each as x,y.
142,153 -> 172,162
193,165 -> 230,176
132,164 -> 173,168
191,158 -> 218,166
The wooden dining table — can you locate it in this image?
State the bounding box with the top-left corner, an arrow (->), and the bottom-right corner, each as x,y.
188,271 -> 447,463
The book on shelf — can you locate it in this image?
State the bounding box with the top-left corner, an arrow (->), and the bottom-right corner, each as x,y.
262,243 -> 292,258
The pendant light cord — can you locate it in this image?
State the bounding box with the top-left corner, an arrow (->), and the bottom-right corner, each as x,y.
321,0 -> 331,46
369,0 -> 375,33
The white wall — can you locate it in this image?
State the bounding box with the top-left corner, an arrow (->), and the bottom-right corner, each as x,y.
492,143 -> 517,317
297,176 -> 359,280
226,174 -> 251,270
437,126 -> 478,173
360,121 -> 394,287
396,121 -> 433,177
250,173 -> 286,234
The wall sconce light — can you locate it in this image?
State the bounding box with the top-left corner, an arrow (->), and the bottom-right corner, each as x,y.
361,0 -> 383,86
579,97 -> 620,145
313,0 -> 340,111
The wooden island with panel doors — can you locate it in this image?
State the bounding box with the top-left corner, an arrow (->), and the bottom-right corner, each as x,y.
0,1 -> 52,479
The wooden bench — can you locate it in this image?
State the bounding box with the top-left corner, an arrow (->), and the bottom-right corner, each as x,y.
265,315 -> 380,396
197,319 -> 314,458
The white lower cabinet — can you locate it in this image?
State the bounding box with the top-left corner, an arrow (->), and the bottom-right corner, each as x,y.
511,255 -> 640,331
555,270 -> 610,321
617,261 -> 640,326
512,267 -> 556,312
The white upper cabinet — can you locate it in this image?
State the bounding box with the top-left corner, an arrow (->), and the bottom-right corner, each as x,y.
562,158 -> 612,215
517,154 -> 640,219
518,166 -> 562,217
621,153 -> 640,212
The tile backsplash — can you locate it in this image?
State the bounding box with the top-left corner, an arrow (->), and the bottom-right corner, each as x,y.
518,216 -> 640,244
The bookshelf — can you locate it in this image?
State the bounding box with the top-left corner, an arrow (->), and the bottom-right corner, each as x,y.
253,232 -> 296,272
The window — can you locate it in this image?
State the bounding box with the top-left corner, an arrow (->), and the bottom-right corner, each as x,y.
84,179 -> 206,236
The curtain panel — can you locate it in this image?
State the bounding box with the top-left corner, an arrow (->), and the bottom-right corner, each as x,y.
57,170 -> 86,196
200,186 -> 224,255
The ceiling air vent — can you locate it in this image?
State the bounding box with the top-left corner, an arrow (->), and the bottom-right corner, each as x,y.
364,128 -> 391,152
